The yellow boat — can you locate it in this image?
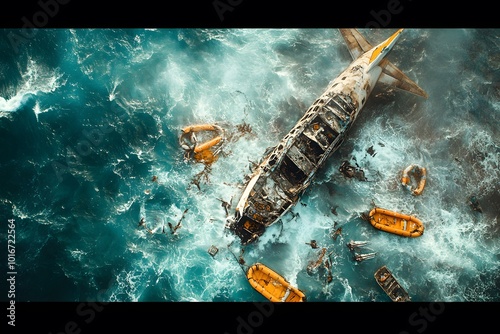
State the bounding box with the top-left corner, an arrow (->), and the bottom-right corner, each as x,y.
368,207 -> 424,238
246,263 -> 306,302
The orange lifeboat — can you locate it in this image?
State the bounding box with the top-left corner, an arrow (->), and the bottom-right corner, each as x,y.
179,124 -> 225,165
401,164 -> 426,195
246,263 -> 306,302
368,207 -> 424,238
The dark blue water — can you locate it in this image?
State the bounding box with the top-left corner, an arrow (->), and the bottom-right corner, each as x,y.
1,28 -> 499,302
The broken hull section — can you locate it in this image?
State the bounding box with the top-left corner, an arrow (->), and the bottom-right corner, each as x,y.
227,89 -> 361,244
226,29 -> 427,245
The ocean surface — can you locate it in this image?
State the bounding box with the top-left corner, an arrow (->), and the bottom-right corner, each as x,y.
0,28 -> 499,302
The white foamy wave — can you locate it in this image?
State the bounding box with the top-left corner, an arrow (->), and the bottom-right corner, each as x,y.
58,29 -> 499,302
33,100 -> 55,121
466,129 -> 499,187
0,93 -> 32,115
0,57 -> 64,116
338,277 -> 355,301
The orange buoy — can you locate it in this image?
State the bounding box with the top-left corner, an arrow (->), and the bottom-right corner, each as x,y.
179,124 -> 225,164
193,136 -> 222,153
401,164 -> 426,196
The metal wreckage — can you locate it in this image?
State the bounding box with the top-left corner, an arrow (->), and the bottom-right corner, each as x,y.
225,28 -> 428,245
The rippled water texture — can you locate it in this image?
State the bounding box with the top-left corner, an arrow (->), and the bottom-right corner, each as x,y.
0,28 -> 498,301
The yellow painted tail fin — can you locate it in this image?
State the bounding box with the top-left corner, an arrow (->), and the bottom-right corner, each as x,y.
339,28 -> 427,98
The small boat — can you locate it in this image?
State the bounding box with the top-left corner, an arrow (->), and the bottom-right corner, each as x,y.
368,207 -> 424,237
179,124 -> 225,164
246,263 -> 306,302
401,164 -> 426,195
346,240 -> 369,251
354,252 -> 376,262
374,265 -> 411,302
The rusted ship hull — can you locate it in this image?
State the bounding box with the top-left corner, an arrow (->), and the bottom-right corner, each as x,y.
227,92 -> 356,244
226,29 -> 427,244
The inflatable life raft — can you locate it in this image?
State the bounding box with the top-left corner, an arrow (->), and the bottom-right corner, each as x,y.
179,124 -> 225,164
401,164 -> 426,195
246,263 -> 306,302
368,207 -> 424,238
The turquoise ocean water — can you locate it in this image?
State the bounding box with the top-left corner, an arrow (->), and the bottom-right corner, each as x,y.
0,28 -> 499,303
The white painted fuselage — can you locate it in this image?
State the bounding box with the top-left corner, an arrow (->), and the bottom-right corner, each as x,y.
227,29 -> 427,244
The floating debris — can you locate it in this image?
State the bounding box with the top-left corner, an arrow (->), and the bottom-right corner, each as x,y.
168,209 -> 188,235
307,247 -> 329,273
339,160 -> 367,181
137,217 -> 153,233
367,145 -> 377,157
305,239 -> 318,249
331,227 -> 342,241
360,211 -> 371,222
236,122 -> 253,136
189,165 -> 212,191
354,252 -> 376,262
217,197 -> 232,217
468,195 -> 483,213
347,240 -> 369,251
238,248 -> 246,265
208,245 -> 219,257
324,258 -> 333,284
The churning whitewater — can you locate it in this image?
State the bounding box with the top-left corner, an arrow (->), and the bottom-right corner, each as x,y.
0,28 -> 499,302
